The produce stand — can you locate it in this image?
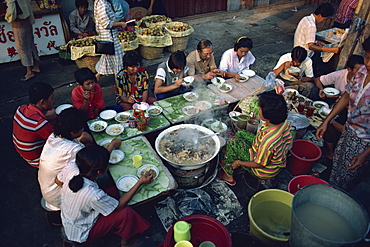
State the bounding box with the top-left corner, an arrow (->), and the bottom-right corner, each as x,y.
164,21 -> 194,52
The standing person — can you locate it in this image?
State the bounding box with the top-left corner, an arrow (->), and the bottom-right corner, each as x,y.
5,0 -> 40,81
316,36 -> 370,191
126,0 -> 167,16
186,39 -> 225,78
219,37 -> 255,81
69,0 -> 96,39
13,82 -> 55,167
94,0 -> 127,80
334,0 -> 359,29
115,51 -> 157,111
57,145 -> 153,246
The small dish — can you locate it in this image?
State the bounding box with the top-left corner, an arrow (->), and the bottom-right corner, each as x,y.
323,87 -> 340,97
146,105 -> 163,116
211,77 -> 225,86
55,104 -> 73,115
100,138 -> 114,149
283,88 -> 299,97
195,101 -> 212,111
238,74 -> 249,82
89,120 -> 108,132
211,121 -> 228,132
183,92 -> 199,102
137,164 -> 159,179
109,149 -> 125,164
105,124 -> 124,136
182,106 -> 200,116
229,111 -> 241,122
318,108 -> 331,118
202,118 -> 217,128
99,109 -> 117,121
116,175 -> 139,192
114,112 -> 131,123
217,83 -> 233,93
182,76 -> 194,86
133,102 -> 149,111
241,69 -> 256,77
312,101 -> 329,110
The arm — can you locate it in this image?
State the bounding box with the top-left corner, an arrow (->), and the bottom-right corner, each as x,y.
308,42 -> 340,53
348,146 -> 370,171
314,77 -> 327,99
142,90 -> 149,102
273,61 -> 291,77
154,78 -> 183,94
146,0 -> 155,15
230,159 -> 264,169
316,92 -> 349,140
106,139 -> 122,153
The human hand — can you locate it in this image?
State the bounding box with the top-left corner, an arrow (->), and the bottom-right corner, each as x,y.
81,32 -> 88,37
234,74 -> 242,81
315,123 -> 327,140
46,108 -> 57,121
347,153 -> 367,171
175,78 -> 184,87
139,172 -> 153,184
120,22 -> 127,28
83,91 -> 90,100
231,160 -> 241,169
128,95 -> 135,104
318,90 -> 326,99
147,7 -> 153,16
214,69 -> 226,77
203,72 -> 216,80
284,61 -> 292,69
109,139 -> 122,149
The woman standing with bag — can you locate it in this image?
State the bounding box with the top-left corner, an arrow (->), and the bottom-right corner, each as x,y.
5,0 -> 40,81
94,0 -> 127,80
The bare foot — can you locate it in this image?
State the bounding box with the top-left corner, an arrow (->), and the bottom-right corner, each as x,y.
32,68 -> 40,73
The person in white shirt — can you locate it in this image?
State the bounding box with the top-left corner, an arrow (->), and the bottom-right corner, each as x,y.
219,37 -> 255,81
272,46 -> 314,97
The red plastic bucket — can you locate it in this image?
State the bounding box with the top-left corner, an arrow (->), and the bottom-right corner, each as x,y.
164,214 -> 232,247
288,175 -> 329,194
287,140 -> 322,176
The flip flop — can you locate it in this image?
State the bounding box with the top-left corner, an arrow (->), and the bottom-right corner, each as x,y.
218,170 -> 236,186
20,75 -> 35,81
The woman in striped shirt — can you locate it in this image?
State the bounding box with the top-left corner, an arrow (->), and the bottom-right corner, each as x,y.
218,91 -> 293,186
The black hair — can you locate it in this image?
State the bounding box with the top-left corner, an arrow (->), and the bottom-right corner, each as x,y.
234,37 -> 253,51
197,39 -> 213,51
291,46 -> 307,63
346,55 -> 364,69
168,51 -> 186,70
29,82 -> 54,105
54,108 -> 87,140
258,91 -> 287,124
74,68 -> 95,85
69,145 -> 110,193
75,0 -> 88,9
123,51 -> 142,68
314,3 -> 334,17
362,36 -> 370,52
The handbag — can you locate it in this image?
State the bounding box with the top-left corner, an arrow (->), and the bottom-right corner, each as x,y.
95,40 -> 115,55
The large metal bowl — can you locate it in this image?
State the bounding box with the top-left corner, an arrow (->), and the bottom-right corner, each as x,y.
155,124 -> 220,170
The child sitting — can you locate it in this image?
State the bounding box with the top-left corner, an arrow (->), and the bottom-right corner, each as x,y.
218,91 -> 293,186
72,68 -> 105,119
69,0 -> 96,39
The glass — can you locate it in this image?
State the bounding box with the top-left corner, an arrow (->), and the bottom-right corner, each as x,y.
298,101 -> 305,113
201,51 -> 214,56
306,105 -> 315,117
246,119 -> 259,134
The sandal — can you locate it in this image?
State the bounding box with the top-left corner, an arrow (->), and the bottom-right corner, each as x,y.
218,170 -> 236,186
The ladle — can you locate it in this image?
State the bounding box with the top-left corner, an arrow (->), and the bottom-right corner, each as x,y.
198,132 -> 220,139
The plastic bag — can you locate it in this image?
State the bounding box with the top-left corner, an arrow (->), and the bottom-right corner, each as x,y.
264,72 -> 276,91
274,78 -> 285,95
175,189 -> 213,215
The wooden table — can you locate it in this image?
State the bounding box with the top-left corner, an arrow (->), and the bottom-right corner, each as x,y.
88,110 -> 170,141
207,75 -> 264,103
94,135 -> 177,205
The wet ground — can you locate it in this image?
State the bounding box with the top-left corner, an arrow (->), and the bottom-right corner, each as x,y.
1,1 -> 369,246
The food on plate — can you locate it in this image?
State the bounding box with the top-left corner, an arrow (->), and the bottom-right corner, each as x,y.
102,141 -> 111,149
94,123 -> 105,131
185,107 -> 197,115
183,92 -> 198,101
109,150 -> 124,163
106,124 -> 124,135
195,101 -> 212,111
116,113 -> 130,122
219,84 -> 231,91
334,29 -> 345,36
148,108 -> 161,115
211,124 -> 225,132
139,166 -> 157,178
116,175 -> 138,192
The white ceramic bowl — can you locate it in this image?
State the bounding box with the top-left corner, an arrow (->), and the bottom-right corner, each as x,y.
195,101 -> 212,111
114,112 -> 131,123
323,87 -> 340,97
99,110 -> 117,121
313,101 -> 329,110
109,149 -> 125,164
55,104 -> 73,115
217,83 -> 233,93
283,88 -> 299,97
238,74 -> 249,82
116,175 -> 139,192
318,107 -> 332,118
241,69 -> 256,77
100,138 -> 113,148
137,164 -> 159,179
182,106 -> 200,116
133,102 -> 149,111
211,121 -> 228,132
146,105 -> 163,116
202,118 -> 217,128
183,92 -> 199,102
182,76 -> 194,86
229,111 -> 241,122
211,77 -> 225,86
89,120 -> 108,132
105,124 -> 124,136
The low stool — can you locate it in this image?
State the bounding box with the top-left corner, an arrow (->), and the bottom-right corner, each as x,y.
242,170 -> 278,192
40,198 -> 62,227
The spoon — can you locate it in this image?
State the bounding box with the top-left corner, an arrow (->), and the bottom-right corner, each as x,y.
133,97 -> 141,104
198,132 -> 220,139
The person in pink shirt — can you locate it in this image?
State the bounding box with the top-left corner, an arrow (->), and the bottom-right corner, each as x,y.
334,0 -> 359,29
72,68 -> 105,119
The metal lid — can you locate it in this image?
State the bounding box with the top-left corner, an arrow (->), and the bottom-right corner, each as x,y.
287,113 -> 310,130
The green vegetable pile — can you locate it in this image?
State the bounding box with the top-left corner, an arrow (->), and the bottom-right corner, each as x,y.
221,130 -> 256,164
248,99 -> 260,117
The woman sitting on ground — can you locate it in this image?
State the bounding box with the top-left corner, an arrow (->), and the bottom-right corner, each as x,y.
218,91 -> 293,186
115,51 -> 157,111
219,36 -> 255,81
57,145 -> 153,246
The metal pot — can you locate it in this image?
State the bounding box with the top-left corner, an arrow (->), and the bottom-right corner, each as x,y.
155,124 -> 220,170
287,113 -> 310,139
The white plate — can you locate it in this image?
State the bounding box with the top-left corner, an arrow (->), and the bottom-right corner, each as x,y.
195,101 -> 212,111
114,112 -> 131,123
146,105 -> 163,116
217,83 -> 233,93
133,102 -> 149,111
137,164 -> 159,179
312,101 -> 329,110
182,76 -> 194,86
211,121 -> 228,132
238,74 -> 249,82
323,87 -> 340,96
211,77 -> 225,86
99,110 -> 117,121
89,120 -> 108,132
182,106 -> 200,116
105,124 -> 124,136
241,69 -> 256,77
116,175 -> 139,192
100,138 -> 114,148
109,149 -> 125,164
183,92 -> 199,102
55,104 -> 73,115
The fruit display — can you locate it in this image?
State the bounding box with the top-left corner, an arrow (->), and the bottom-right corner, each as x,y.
138,26 -> 166,36
167,25 -> 191,32
144,15 -> 170,24
118,31 -> 137,42
68,37 -> 97,47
